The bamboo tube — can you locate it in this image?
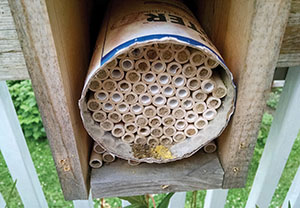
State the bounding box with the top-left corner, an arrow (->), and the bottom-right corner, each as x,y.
124,123 -> 137,134
185,111 -> 199,123
129,47 -> 144,60
143,106 -> 157,118
102,102 -> 115,113
92,111 -> 107,123
154,43 -> 170,51
100,120 -> 114,131
190,51 -> 205,66
171,44 -> 186,52
130,103 -> 144,115
122,112 -> 136,123
173,132 -> 186,143
162,85 -> 175,97
163,126 -> 176,137
192,90 -> 208,102
160,48 -> 174,63
151,60 -> 166,74
176,87 -> 190,100
87,99 -> 101,111
204,57 -> 219,69
174,49 -> 190,64
108,112 -> 122,123
110,67 -> 124,81
203,108 -> 217,120
201,79 -> 216,94
203,141 -> 217,153
152,94 -> 167,107
212,72 -> 228,98
162,115 -> 176,126
89,150 -> 103,168
96,68 -> 109,80
128,160 -> 141,166
88,79 -> 102,92
135,59 -> 150,73
103,80 -> 117,92
193,101 -> 207,114
167,97 -> 180,109
157,105 -> 170,117
197,66 -> 212,80
139,93 -> 152,106
135,115 -> 148,127
150,127 -> 163,138
121,133 -> 135,144
142,72 -> 156,84
148,83 -> 161,95
120,58 -> 134,71
175,119 -> 188,131
118,80 -> 132,94
112,124 -> 125,137
157,73 -> 171,86
110,91 -> 123,104
149,116 -> 162,128
172,75 -> 186,88
116,102 -> 130,114
95,90 -> 109,102
184,125 -> 198,137
144,47 -> 159,61
194,117 -> 208,129
160,136 -> 173,145
206,96 -> 222,109
133,82 -> 147,94
126,71 -> 141,83
93,142 -> 106,154
117,53 -> 127,59
102,152 -> 116,163
147,137 -> 159,146
124,93 -> 138,104
107,58 -> 118,68
166,62 -> 182,76
137,126 -> 151,137
182,64 -> 197,78
181,98 -> 195,110
172,107 -> 186,119
187,78 -> 201,91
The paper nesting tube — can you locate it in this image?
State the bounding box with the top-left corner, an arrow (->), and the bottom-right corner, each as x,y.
204,57 -> 219,69
135,59 -> 150,73
102,102 -> 115,113
130,103 -> 144,115
139,93 -> 152,106
95,90 -> 109,102
116,102 -> 130,114
175,119 -> 188,131
128,160 -> 141,166
203,141 -> 217,153
137,126 -> 151,137
117,53 -> 127,59
203,108 -> 217,120
144,47 -> 159,62
152,94 -> 167,107
194,117 -> 208,129
197,66 -> 213,80
93,142 -> 106,154
182,64 -> 197,78
187,78 -> 201,91
102,152 -> 116,163
176,87 -> 190,100
163,126 -> 176,137
154,43 -> 170,51
103,80 -> 117,92
89,150 -> 103,168
100,120 -> 114,131
122,112 -> 135,123
212,72 -> 228,99
95,68 -> 109,80
106,58 -> 118,68
193,101 -> 207,114
122,133 -> 135,144
201,79 -> 216,94
181,98 -> 195,110
135,115 -> 148,127
150,127 -> 163,138
171,44 -> 186,52
172,108 -> 186,119
129,47 -> 144,60
151,60 -> 166,74
108,112 -> 122,123
172,75 -> 186,88
173,132 -> 186,143
157,106 -> 170,118
175,49 -> 190,64
133,82 -> 147,94
167,97 -> 180,109
124,93 -> 138,104
92,111 -> 107,123
118,80 -> 132,94
162,115 -> 176,126
160,136 -> 173,145
112,124 -> 125,137
143,106 -> 157,118
125,71 -> 141,83
110,67 -> 124,81
206,96 -> 222,109
160,48 -> 174,63
167,62 -> 182,76
148,83 -> 161,95
185,111 -> 199,123
157,73 -> 171,86
184,125 -> 198,137
87,99 -> 101,112
124,123 -> 137,134
120,58 -> 135,71
147,137 -> 159,147
162,85 -> 175,97
149,116 -> 162,128
110,91 -> 123,104
192,90 -> 208,102
190,50 -> 206,66
88,79 -> 101,92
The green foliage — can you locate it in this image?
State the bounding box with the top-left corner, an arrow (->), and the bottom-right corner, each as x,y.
157,193 -> 174,208
4,180 -> 17,208
256,113 -> 273,150
119,195 -> 149,208
267,87 -> 282,109
7,80 -> 46,140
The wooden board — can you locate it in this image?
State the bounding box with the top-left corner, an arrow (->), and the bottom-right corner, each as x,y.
0,0 -> 28,80
91,151 -> 224,198
195,0 -> 291,188
8,0 -> 92,200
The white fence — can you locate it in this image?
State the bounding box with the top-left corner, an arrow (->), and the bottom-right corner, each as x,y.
0,66 -> 300,207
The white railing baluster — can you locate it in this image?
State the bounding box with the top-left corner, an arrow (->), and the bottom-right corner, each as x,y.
282,165 -> 300,208
168,192 -> 186,208
73,190 -> 93,208
246,67 -> 300,208
122,199 -> 131,207
204,189 -> 228,208
0,81 -> 48,208
0,193 -> 6,208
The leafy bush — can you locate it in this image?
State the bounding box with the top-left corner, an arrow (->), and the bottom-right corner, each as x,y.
7,80 -> 46,140
267,87 -> 282,109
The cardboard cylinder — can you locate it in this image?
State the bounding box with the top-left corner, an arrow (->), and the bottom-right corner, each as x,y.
79,0 -> 236,163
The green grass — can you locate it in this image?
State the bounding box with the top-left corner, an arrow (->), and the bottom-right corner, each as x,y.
1,85 -> 300,208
